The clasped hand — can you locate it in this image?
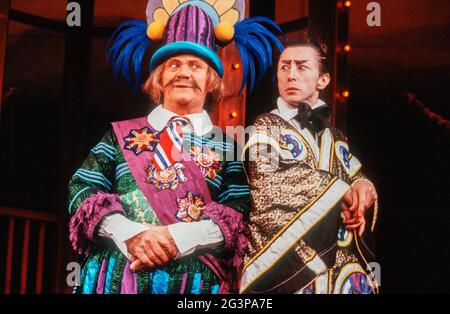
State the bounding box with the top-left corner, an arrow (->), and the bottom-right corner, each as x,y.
125,225 -> 179,272
341,180 -> 377,237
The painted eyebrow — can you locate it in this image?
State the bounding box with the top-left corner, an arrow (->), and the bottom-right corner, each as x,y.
167,58 -> 204,64
280,60 -> 309,65
281,60 -> 308,65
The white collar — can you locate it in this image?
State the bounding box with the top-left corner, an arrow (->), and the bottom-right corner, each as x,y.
274,97 -> 327,121
147,105 -> 213,136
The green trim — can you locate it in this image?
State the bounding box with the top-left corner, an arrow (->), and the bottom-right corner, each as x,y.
109,252 -> 127,294
91,252 -> 106,294
136,270 -> 151,294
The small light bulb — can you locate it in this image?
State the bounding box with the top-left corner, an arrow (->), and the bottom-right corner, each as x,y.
229,111 -> 238,119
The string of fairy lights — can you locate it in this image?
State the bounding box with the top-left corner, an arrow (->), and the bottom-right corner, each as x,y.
227,1 -> 354,122
337,0 -> 352,102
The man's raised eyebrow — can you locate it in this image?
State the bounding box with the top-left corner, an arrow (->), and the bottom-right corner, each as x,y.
188,59 -> 204,64
280,59 -> 308,64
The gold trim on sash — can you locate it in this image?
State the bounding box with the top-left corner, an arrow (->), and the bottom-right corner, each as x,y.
318,129 -> 334,173
240,178 -> 350,293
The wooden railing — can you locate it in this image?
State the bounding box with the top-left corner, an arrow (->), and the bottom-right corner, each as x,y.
0,207 -> 58,294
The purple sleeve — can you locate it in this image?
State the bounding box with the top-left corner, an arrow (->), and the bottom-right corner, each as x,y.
69,191 -> 125,256
201,202 -> 249,267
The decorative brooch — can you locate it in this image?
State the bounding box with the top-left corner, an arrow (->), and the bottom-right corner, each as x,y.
190,146 -> 222,180
145,162 -> 187,191
340,146 -> 351,168
335,141 -> 351,169
124,127 -> 159,155
175,191 -> 206,222
280,131 -> 307,160
280,134 -> 304,159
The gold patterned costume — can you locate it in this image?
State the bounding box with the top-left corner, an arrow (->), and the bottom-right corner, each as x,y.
240,111 -> 379,294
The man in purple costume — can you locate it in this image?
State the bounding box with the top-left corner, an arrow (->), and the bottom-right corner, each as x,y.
67,0 -> 283,294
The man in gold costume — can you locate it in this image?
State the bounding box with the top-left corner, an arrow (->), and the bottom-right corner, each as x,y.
240,39 -> 380,294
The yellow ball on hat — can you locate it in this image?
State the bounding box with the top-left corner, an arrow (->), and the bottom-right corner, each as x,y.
146,21 -> 166,41
214,22 -> 235,43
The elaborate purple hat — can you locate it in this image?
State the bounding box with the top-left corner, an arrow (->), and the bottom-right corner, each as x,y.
149,5 -> 223,77
107,0 -> 285,92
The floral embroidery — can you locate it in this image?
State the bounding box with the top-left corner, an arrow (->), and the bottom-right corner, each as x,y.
145,162 -> 186,191
190,146 -> 222,180
175,191 -> 206,222
124,127 -> 159,155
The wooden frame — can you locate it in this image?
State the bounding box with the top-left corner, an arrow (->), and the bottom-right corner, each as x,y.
0,0 -> 10,112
